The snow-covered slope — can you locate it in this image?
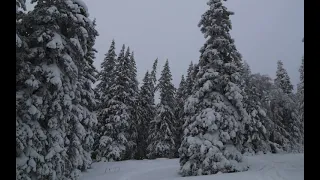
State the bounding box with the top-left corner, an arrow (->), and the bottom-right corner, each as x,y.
80,153 -> 304,180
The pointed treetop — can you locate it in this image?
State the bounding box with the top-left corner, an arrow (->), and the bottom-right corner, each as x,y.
178,74 -> 186,88
184,61 -> 196,97
130,51 -> 136,64
125,46 -> 131,57
111,39 -> 115,45
165,59 -> 169,66
100,40 -> 117,73
198,0 -> 242,69
130,51 -> 137,68
158,60 -> 174,91
277,60 -> 283,67
144,70 -> 150,78
199,0 -> 234,31
243,61 -> 251,76
150,58 -> 159,86
187,61 -> 194,73
152,58 -> 158,72
118,44 -> 126,57
129,51 -> 138,85
180,74 -> 186,85
141,71 -> 151,87
153,58 -> 158,67
181,74 -> 185,81
104,40 -> 116,56
130,51 -> 137,66
176,74 -> 187,101
162,59 -> 172,77
275,60 -> 293,94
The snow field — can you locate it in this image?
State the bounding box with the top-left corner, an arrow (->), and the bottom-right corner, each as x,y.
80,153 -> 304,180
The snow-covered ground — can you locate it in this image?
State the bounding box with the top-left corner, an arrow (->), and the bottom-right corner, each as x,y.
80,153 -> 304,180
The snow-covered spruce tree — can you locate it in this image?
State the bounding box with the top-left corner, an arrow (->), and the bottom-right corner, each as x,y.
134,58 -> 158,159
95,45 -> 127,161
273,61 -> 303,151
297,39 -> 304,144
245,72 -> 303,153
241,62 -> 270,154
93,40 -> 117,159
248,74 -> 274,111
297,56 -> 304,144
274,60 -> 293,94
175,75 -> 186,119
16,1 -> 47,180
268,86 -> 303,152
185,62 -> 195,97
174,75 -> 187,157
246,74 -> 291,153
129,52 -> 139,90
179,0 -> 250,176
147,60 -> 176,159
95,40 -> 117,109
96,45 -> 137,161
298,57 -> 304,114
68,16 -> 99,175
124,49 -> 139,160
16,0 -> 98,179
135,71 -> 155,159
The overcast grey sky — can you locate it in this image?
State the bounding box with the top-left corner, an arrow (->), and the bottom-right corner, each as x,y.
27,0 -> 304,89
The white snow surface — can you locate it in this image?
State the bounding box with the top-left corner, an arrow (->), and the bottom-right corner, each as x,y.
80,153 -> 303,180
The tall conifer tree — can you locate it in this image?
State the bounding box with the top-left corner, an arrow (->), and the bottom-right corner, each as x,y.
95,45 -> 130,161
136,71 -> 155,159
96,40 -> 117,107
241,62 -> 270,154
274,60 -> 293,94
16,0 -> 98,179
147,60 -> 176,159
179,0 -> 249,176
185,62 -> 195,97
174,75 -> 187,157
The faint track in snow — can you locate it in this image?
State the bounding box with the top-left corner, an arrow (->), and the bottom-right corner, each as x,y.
119,165 -> 178,180
258,164 -> 268,171
257,158 -> 299,180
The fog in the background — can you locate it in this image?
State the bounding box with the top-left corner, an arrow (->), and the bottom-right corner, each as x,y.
26,0 -> 304,90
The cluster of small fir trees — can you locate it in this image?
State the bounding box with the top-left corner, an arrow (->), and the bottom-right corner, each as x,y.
93,40 -> 179,161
